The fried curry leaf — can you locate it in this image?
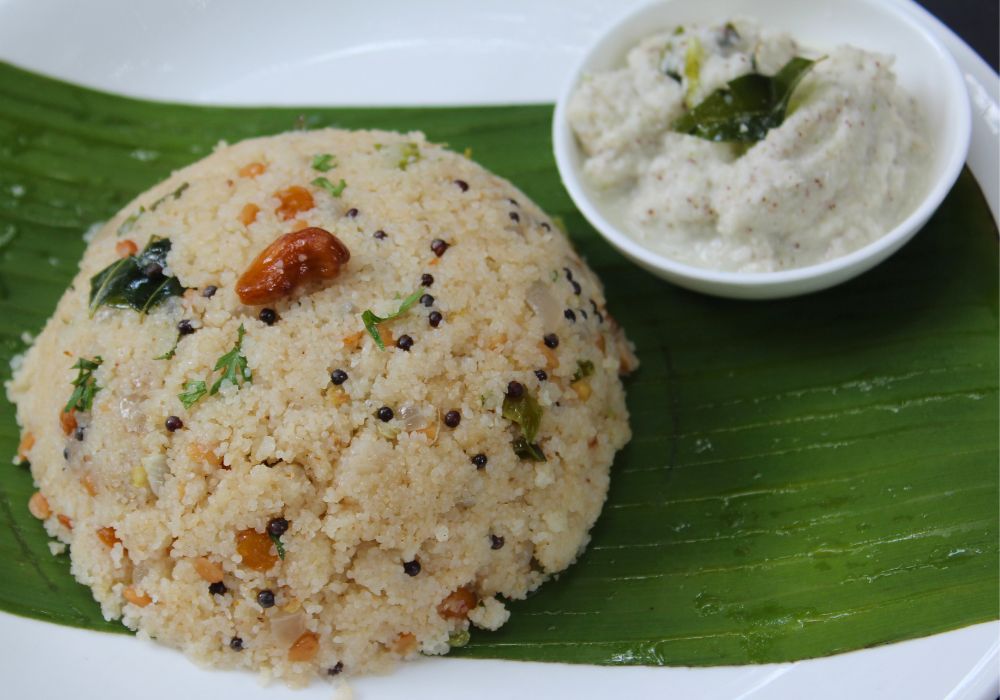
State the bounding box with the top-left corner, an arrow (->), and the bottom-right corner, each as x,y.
673,56 -> 817,143
502,390 -> 543,443
511,436 -> 546,462
88,237 -> 186,317
64,356 -> 102,413
572,359 -> 595,382
503,390 -> 546,461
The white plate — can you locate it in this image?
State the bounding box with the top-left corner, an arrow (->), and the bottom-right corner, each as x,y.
0,1 -> 996,698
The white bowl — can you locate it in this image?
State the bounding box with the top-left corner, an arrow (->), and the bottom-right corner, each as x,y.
553,0 -> 971,299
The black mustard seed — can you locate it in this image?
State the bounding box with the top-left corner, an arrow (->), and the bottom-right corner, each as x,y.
377,406 -> 394,422
257,589 -> 276,608
403,560 -> 421,576
201,285 -> 218,298
430,239 -> 449,257
209,581 -> 227,596
444,410 -> 461,428
506,381 -> 524,398
419,294 -> 434,307
177,319 -> 195,335
421,273 -> 434,287
396,334 -> 414,351
259,308 -> 278,325
543,333 -> 559,349
267,517 -> 289,537
471,453 -> 488,469
428,311 -> 442,328
165,416 -> 183,432
330,369 -> 348,385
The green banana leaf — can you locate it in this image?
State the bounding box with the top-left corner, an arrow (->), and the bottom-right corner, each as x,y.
0,61 -> 996,665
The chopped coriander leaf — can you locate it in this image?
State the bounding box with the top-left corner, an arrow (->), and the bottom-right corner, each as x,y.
361,291 -> 422,351
117,206 -> 145,236
269,531 -> 286,560
210,324 -> 252,394
311,153 -> 337,172
154,335 -> 179,361
150,182 -> 189,211
178,379 -> 207,408
572,359 -> 595,382
64,356 -> 103,413
398,143 -> 421,170
312,177 -> 347,197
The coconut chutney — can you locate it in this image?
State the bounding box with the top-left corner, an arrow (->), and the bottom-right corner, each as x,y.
567,20 -> 929,273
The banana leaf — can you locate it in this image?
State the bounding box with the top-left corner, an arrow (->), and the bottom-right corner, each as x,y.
0,61 -> 996,664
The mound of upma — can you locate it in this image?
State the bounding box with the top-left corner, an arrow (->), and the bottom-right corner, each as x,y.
7,128 -> 636,683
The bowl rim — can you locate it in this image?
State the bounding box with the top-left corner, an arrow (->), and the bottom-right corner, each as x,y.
552,0 -> 973,292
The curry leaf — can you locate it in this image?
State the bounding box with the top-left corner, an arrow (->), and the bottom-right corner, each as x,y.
88,237 -> 186,316
572,359 -> 595,382
511,436 -> 546,462
673,56 -> 817,143
503,390 -> 546,461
